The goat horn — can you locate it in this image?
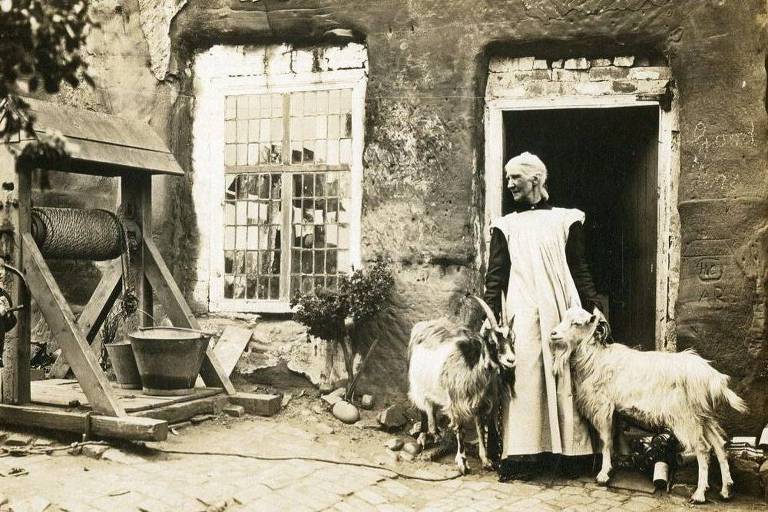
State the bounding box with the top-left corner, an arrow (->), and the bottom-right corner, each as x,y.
473,296 -> 500,331
500,292 -> 509,327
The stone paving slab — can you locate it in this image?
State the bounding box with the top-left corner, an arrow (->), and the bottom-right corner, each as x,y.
0,412 -> 765,512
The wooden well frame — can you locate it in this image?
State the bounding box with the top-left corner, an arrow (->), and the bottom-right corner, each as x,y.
0,99 -> 279,441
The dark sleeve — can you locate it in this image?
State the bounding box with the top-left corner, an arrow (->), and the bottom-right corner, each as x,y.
566,221 -> 600,312
483,227 -> 510,318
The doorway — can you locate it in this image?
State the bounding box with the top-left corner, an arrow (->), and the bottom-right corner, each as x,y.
502,107 -> 659,349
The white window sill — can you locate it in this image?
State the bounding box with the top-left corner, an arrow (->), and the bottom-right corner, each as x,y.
212,299 -> 295,314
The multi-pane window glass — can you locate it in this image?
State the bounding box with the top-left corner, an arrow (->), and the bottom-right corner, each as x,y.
290,172 -> 350,297
223,89 -> 354,302
223,173 -> 282,300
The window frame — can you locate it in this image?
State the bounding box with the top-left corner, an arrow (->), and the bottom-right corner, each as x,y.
199,68 -> 367,313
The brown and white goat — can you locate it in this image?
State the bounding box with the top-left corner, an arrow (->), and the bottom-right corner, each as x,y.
550,307 -> 748,504
407,296 -> 515,474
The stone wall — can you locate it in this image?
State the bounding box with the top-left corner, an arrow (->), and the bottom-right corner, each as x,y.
32,1 -> 768,432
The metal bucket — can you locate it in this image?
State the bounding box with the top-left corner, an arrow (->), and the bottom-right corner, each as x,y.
105,341 -> 141,389
128,327 -> 211,396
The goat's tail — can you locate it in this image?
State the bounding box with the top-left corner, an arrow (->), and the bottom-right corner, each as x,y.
710,375 -> 748,414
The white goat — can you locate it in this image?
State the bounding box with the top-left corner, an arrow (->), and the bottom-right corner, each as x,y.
550,307 -> 748,504
407,295 -> 515,474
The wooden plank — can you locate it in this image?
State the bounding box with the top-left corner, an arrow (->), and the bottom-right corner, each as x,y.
49,260 -> 123,378
22,234 -> 125,417
229,392 -> 281,417
133,395 -> 228,423
78,260 -> 123,342
212,325 -> 251,375
30,380 -> 222,412
0,404 -> 167,441
91,415 -> 168,442
122,175 -> 153,328
2,165 -> 32,405
143,236 -> 236,395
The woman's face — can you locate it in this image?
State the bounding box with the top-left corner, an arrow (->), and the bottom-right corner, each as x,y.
506,170 -> 539,204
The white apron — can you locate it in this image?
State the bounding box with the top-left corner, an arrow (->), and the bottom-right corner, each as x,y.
492,207 -> 594,457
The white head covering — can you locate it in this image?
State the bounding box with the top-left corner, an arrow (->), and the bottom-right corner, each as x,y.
504,151 -> 549,200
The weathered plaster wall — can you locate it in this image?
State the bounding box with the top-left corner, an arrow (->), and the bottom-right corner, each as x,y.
79,0 -> 767,430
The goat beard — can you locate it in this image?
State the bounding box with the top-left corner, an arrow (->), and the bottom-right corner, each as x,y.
552,342 -> 573,378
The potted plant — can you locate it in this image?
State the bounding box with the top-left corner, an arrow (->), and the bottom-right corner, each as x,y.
291,260 -> 394,405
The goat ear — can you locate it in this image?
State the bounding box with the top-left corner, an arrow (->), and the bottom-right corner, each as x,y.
592,306 -> 601,316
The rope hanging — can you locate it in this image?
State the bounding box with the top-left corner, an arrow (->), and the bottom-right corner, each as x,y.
31,207 -> 125,261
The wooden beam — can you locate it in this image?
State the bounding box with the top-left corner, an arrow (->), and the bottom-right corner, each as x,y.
143,236 -> 236,395
0,404 -> 167,441
78,259 -> 123,342
228,392 -> 281,417
49,260 -> 123,379
133,394 -> 228,423
121,174 -> 153,327
2,165 -> 32,404
21,234 -> 126,416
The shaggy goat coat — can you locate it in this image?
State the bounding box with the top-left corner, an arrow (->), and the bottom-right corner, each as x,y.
491,207 -> 593,456
408,318 -> 501,427
551,307 -> 748,503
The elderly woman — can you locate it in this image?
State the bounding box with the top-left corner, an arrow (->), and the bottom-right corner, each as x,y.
484,152 -> 600,479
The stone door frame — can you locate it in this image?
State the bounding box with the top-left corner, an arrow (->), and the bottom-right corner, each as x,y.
483,95 -> 680,350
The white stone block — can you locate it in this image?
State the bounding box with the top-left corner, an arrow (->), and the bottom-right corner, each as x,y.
564,58 -> 590,70
552,69 -> 588,82
633,79 -> 670,96
266,44 -> 293,76
628,67 -> 672,81
574,81 -> 613,96
291,49 -> 314,73
591,58 -> 612,67
515,57 -> 536,70
525,81 -> 570,98
489,57 -> 516,73
533,59 -> 548,70
613,56 -> 635,67
551,59 -> 564,68
323,43 -> 367,71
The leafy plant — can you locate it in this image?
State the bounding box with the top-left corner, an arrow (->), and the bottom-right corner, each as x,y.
291,260 -> 395,400
0,0 -> 95,139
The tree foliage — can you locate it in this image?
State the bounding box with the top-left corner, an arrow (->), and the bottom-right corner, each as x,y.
0,0 -> 94,139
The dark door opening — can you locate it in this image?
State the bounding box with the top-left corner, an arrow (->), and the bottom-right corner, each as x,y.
503,107 -> 658,349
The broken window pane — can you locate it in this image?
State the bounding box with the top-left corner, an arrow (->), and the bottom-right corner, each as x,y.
224,275 -> 235,298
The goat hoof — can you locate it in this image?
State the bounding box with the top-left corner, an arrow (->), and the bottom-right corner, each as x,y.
689,491 -> 707,504
416,433 -> 430,449
456,457 -> 469,475
595,472 -> 611,486
719,482 -> 733,501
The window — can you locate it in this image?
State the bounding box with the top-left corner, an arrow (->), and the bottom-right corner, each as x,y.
193,44 -> 366,313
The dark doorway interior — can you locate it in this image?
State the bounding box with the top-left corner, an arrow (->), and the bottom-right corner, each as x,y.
503,107 -> 658,349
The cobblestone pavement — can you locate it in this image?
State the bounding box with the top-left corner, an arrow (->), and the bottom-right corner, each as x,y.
0,403 -> 764,512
